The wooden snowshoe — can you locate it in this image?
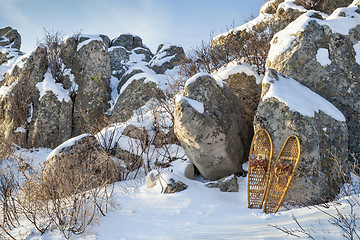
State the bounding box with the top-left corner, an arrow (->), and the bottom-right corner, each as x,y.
263,135 -> 301,214
247,129 -> 273,209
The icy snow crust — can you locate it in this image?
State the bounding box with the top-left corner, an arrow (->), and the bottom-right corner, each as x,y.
268,6 -> 360,62
262,72 -> 346,121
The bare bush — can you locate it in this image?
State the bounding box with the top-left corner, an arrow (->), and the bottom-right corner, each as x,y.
179,14 -> 273,77
42,28 -> 64,82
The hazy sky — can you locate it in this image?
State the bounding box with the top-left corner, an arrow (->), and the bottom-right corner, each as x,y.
0,0 -> 265,53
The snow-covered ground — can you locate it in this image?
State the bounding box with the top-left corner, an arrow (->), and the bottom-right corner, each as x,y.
7,148 -> 360,240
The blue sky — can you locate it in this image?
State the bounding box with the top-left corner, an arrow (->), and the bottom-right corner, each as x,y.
0,0 -> 265,53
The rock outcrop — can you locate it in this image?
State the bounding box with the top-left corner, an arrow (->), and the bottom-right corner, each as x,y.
174,73 -> 250,180
267,5 -> 360,160
62,35 -> 111,136
149,44 -> 185,74
255,69 -> 349,205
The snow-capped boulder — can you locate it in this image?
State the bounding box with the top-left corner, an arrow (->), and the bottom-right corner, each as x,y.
174,73 -> 250,181
267,5 -> 360,159
149,44 -> 185,74
255,69 -> 348,206
43,134 -> 122,196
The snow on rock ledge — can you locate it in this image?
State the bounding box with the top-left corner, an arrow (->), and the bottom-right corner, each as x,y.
262,69 -> 345,122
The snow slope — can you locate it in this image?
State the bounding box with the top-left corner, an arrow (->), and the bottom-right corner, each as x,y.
10,155 -> 359,240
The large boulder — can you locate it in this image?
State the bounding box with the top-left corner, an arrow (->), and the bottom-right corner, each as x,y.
174,73 -> 250,180
255,69 -> 349,205
267,6 -> 360,159
43,134 -> 121,196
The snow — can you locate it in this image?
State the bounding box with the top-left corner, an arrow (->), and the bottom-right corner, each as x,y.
354,41 -> 360,65
316,48 -> 331,66
175,95 -> 204,114
262,72 -> 346,122
12,160 -> 359,239
0,81 -> 17,99
212,61 -> 263,84
36,68 -> 72,102
149,48 -> 176,67
108,75 -> 120,112
27,102 -> 34,123
14,126 -> 26,133
47,133 -> 91,160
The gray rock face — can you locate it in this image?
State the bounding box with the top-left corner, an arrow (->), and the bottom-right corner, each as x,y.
267,7 -> 360,160
111,78 -> 164,123
205,174 -> 239,192
43,134 -> 121,195
62,36 -> 111,136
224,72 -> 262,141
149,44 -> 185,74
0,45 -> 47,147
255,70 -> 349,206
174,74 -> 250,181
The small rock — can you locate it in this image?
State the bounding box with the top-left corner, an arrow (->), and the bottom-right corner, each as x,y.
205,174 -> 239,192
164,178 -> 188,194
184,163 -> 196,180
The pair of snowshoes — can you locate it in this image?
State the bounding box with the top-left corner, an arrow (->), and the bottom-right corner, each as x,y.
247,129 -> 301,213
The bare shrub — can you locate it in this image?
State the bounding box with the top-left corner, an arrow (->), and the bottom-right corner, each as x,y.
14,151 -> 114,240
42,28 -> 64,82
179,14 -> 273,78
